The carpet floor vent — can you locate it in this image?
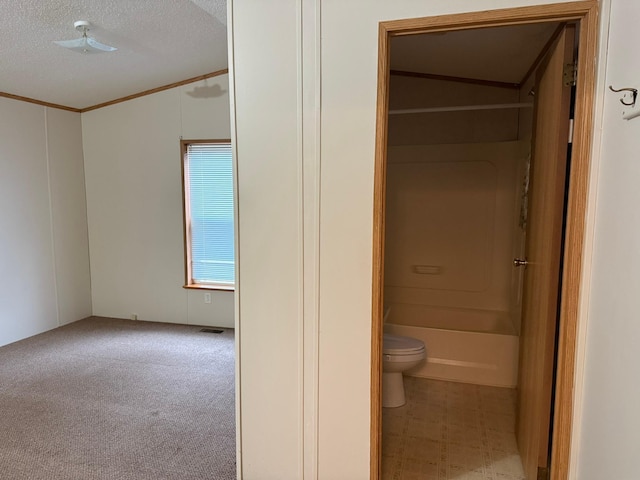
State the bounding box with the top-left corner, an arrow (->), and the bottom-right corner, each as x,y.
200,328 -> 224,334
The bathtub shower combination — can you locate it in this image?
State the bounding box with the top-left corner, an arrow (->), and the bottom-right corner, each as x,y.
384,303 -> 519,388
382,143 -> 528,395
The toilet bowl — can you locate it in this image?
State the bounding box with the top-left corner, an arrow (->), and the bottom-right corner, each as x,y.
382,334 -> 426,408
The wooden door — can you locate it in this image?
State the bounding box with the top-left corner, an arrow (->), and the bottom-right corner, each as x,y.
516,26 -> 574,480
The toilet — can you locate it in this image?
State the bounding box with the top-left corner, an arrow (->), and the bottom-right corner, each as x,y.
382,334 -> 426,408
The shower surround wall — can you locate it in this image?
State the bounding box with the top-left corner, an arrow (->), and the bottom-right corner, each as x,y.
384,142 -> 525,386
384,77 -> 528,386
385,141 -> 524,312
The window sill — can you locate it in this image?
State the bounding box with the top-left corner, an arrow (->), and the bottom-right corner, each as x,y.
183,284 -> 235,292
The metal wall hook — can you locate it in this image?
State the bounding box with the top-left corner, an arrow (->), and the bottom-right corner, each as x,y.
609,85 -> 638,106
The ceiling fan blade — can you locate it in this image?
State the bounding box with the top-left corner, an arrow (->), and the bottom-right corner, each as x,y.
53,36 -> 117,54
53,38 -> 86,49
86,37 -> 117,52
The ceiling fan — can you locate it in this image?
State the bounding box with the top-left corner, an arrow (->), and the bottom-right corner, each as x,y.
54,20 -> 117,54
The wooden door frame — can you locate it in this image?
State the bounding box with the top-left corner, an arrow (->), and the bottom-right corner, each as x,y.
370,2 -> 599,479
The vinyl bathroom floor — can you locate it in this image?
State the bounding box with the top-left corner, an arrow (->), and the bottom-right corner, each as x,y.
382,377 -> 525,480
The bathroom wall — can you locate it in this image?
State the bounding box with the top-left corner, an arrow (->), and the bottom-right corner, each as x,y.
384,76 -> 528,317
388,75 -> 521,145
384,141 -> 526,313
82,74 -> 234,328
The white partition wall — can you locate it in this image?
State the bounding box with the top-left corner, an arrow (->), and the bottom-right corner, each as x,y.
229,1 -> 304,478
228,0 -> 619,478
317,1 -> 589,477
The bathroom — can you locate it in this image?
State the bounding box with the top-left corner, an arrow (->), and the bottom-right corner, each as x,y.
380,22 -> 571,480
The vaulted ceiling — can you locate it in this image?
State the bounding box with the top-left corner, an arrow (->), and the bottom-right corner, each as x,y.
1,0 -> 227,109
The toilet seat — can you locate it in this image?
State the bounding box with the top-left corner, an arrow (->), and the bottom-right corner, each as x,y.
383,334 -> 425,355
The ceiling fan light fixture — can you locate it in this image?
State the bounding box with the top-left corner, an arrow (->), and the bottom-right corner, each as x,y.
54,20 -> 117,54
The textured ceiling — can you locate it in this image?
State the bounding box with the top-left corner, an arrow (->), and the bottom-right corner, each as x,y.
391,22 -> 560,84
2,7 -> 558,110
0,0 -> 227,109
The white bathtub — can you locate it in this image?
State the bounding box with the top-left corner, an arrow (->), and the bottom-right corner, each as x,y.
385,304 -> 519,387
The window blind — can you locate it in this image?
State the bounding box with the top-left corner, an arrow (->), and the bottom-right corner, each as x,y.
186,143 -> 235,284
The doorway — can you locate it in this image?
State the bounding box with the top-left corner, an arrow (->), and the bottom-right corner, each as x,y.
371,3 -> 599,480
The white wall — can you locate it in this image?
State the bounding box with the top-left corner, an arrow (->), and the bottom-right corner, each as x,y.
81,74 -> 234,328
47,108 -> 93,325
230,0 -> 602,478
229,1 -> 304,478
577,1 -> 640,478
384,142 -> 524,314
318,2 -> 574,477
0,98 -> 91,347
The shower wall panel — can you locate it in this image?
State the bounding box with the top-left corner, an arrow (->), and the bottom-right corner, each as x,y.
385,141 -> 527,313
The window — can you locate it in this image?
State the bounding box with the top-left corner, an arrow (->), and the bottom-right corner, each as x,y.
181,140 -> 235,289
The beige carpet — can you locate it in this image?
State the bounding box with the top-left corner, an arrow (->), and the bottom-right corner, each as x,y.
0,316 -> 235,480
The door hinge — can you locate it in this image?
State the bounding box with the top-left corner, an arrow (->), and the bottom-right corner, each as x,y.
568,118 -> 574,144
563,62 -> 577,87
